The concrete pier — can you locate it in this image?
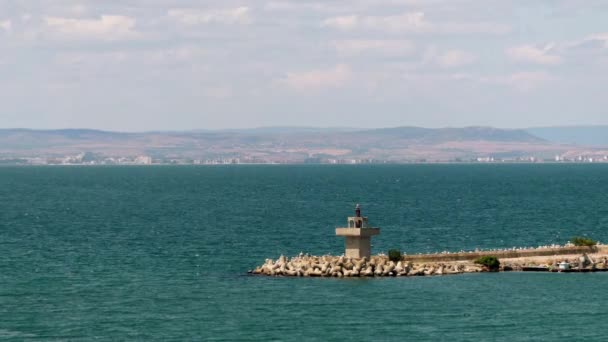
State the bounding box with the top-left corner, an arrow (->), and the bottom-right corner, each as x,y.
402,245 -> 605,263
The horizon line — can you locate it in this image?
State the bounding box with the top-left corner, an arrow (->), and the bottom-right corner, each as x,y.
2,124 -> 608,134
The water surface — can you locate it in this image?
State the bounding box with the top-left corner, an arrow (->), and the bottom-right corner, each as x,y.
1,165 -> 607,340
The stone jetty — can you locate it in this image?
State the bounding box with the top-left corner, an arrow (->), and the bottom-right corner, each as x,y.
250,205 -> 608,277
250,254 -> 481,277
249,245 -> 608,278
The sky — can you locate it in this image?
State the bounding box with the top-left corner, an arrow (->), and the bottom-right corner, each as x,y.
1,0 -> 607,131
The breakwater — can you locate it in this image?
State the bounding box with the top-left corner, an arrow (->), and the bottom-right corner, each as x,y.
250,244 -> 608,277
402,245 -> 605,263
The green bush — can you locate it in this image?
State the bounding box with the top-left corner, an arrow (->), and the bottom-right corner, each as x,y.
474,256 -> 500,271
571,237 -> 597,247
388,249 -> 402,262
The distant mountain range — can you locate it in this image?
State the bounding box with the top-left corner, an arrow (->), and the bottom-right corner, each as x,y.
0,126 -> 607,163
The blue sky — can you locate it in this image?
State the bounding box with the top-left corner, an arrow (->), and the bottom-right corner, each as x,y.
1,0 -> 607,131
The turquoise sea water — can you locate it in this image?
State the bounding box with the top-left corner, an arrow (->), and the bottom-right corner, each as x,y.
1,164 -> 608,341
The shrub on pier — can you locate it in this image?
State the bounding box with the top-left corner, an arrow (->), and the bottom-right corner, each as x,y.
474,256 -> 500,271
388,249 -> 402,262
571,237 -> 597,247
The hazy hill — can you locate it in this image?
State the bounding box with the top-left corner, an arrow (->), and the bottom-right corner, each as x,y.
0,129 -> 137,150
527,126 -> 608,146
0,126 -> 602,162
359,126 -> 543,143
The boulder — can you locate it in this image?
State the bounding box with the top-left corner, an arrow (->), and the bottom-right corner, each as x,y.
343,270 -> 355,277
408,268 -> 422,276
436,265 -> 444,275
374,264 -> 384,276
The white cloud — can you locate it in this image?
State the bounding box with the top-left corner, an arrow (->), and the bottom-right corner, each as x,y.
168,7 -> 251,25
322,12 -> 428,32
145,45 -> 206,64
438,70 -> 554,91
265,0 -> 470,13
441,21 -> 510,35
264,1 -> 334,12
436,49 -> 477,68
332,39 -> 414,57
472,71 -> 554,91
0,20 -> 11,32
564,32 -> 608,54
45,15 -> 137,41
585,33 -> 608,47
65,4 -> 88,16
321,11 -> 509,34
55,45 -> 207,69
507,44 -> 561,65
321,15 -> 359,30
282,64 -> 353,90
507,71 -> 554,91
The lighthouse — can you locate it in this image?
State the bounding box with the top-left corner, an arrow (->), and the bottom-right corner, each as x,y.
335,204 -> 380,259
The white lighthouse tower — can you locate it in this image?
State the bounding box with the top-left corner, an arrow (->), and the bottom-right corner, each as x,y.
335,204 -> 380,259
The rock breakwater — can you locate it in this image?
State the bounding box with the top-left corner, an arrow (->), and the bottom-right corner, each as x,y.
250,245 -> 608,278
250,254 -> 484,277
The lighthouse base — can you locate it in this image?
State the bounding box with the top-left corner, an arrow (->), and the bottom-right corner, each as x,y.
344,236 -> 371,259
335,228 -> 380,259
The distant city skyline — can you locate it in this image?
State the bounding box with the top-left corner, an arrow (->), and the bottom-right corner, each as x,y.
1,1 -> 607,131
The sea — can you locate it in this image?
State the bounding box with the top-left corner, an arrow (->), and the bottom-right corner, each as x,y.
1,164 -> 608,341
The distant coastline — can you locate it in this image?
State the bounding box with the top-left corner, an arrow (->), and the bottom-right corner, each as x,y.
1,126 -> 608,165
3,160 -> 608,166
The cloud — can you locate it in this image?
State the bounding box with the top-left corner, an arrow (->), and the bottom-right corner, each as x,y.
322,12 -> 428,32
54,45 -> 207,70
168,7 -> 251,25
444,71 -> 554,91
470,71 -> 555,91
282,64 -> 353,90
321,15 -> 360,30
507,44 -> 561,65
264,1 -> 334,12
321,11 -> 510,34
507,71 -> 554,91
435,49 -> 477,68
564,33 -> 608,55
585,33 -> 608,47
0,20 -> 11,32
332,39 -> 414,57
45,15 -> 137,41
